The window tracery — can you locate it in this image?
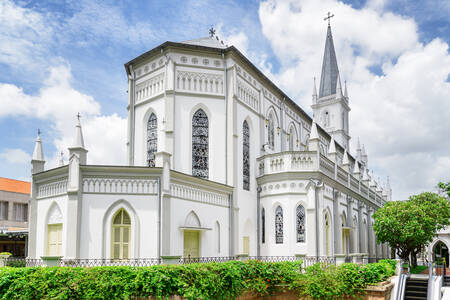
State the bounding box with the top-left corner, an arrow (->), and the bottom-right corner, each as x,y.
296,205 -> 305,243
243,121 -> 250,190
268,113 -> 275,149
192,109 -> 209,178
147,113 -> 157,167
262,208 -> 265,244
275,206 -> 283,244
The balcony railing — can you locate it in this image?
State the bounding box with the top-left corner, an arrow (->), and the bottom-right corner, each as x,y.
257,151 -> 386,207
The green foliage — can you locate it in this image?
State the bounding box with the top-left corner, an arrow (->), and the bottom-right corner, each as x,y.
291,261 -> 394,299
0,260 -> 394,299
438,182 -> 450,198
373,192 -> 450,265
409,265 -> 427,274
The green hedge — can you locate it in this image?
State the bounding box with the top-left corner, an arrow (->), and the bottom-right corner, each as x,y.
0,259 -> 396,300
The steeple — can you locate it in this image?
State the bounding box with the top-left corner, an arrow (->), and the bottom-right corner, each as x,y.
335,73 -> 343,99
31,129 -> 45,174
68,113 -> 88,165
318,24 -> 339,98
344,80 -> 348,98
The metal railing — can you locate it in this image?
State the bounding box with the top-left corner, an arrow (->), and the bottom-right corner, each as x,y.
4,255 -> 389,268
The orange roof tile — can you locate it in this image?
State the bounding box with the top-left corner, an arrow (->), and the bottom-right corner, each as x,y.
0,177 -> 31,195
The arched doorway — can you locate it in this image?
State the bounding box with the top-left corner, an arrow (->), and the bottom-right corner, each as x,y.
433,241 -> 449,266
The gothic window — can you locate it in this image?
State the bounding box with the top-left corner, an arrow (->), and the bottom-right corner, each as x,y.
275,206 -> 283,244
261,208 -> 265,244
112,209 -> 131,259
289,126 -> 294,151
243,120 -> 250,190
296,205 -> 305,243
192,109 -> 209,178
268,113 -> 275,149
147,113 -> 157,167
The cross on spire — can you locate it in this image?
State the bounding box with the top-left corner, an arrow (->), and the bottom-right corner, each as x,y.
324,11 -> 334,26
37,128 -> 41,135
209,26 -> 216,38
77,112 -> 81,121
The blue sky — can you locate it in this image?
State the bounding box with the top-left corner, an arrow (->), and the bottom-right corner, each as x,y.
0,0 -> 449,199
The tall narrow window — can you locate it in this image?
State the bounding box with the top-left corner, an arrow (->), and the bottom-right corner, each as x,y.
261,208 -> 265,244
0,201 -> 8,220
13,203 -> 28,222
296,205 -> 305,243
325,213 -> 330,256
112,209 -> 131,259
192,109 -> 209,178
147,113 -> 157,167
275,206 -> 283,244
268,113 -> 275,149
243,120 -> 250,190
289,126 -> 294,151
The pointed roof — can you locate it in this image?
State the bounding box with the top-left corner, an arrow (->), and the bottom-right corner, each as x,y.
342,149 -> 349,165
72,116 -> 86,149
32,130 -> 45,161
344,80 -> 348,98
319,25 -> 340,98
58,151 -> 64,167
312,77 -> 318,103
181,36 -> 227,49
353,160 -> 360,174
328,136 -> 336,153
309,119 -> 319,140
335,73 -> 343,99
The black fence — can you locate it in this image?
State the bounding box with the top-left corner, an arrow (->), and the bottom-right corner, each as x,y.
4,255 -> 391,268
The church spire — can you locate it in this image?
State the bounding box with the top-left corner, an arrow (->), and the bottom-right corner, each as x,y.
344,80 -> 348,98
31,129 -> 45,174
318,22 -> 339,98
335,72 -> 343,99
68,113 -> 88,165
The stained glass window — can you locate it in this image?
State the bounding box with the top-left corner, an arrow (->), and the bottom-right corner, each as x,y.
275,206 -> 283,244
243,121 -> 250,190
192,109 -> 209,178
296,205 -> 305,243
268,113 -> 275,149
262,208 -> 265,244
147,113 -> 157,167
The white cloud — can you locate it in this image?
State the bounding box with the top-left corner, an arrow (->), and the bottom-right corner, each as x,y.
0,148 -> 31,164
256,0 -> 450,199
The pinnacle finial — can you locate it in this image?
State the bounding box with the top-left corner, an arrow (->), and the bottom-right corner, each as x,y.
324,12 -> 334,26
344,80 -> 348,98
312,77 -> 318,103
209,26 -> 216,38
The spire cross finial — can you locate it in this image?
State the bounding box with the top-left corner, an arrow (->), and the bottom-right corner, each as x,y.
77,112 -> 81,121
209,26 -> 216,38
37,128 -> 41,135
324,11 -> 334,26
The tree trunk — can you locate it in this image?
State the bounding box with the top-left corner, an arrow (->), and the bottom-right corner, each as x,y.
411,252 -> 417,268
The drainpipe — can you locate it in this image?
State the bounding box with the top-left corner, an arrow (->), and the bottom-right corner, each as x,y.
309,179 -> 323,259
228,192 -> 233,256
157,177 -> 161,259
256,186 -> 262,257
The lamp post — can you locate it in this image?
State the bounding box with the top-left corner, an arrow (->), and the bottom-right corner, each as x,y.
309,178 -> 323,260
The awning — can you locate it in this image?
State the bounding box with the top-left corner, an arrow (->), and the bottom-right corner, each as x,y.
179,226 -> 212,231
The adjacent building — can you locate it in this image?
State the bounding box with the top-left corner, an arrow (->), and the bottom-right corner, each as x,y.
0,177 -> 30,257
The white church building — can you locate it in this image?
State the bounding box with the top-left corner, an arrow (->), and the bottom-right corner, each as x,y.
28,24 -> 392,262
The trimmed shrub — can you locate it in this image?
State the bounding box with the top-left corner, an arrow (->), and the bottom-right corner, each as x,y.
0,260 -> 394,300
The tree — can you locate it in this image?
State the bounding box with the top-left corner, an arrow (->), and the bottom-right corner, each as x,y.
373,192 -> 450,267
438,182 -> 450,198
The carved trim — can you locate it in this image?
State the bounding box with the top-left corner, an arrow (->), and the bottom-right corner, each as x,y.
170,183 -> 229,207
136,73 -> 165,102
82,177 -> 158,194
37,178 -> 68,199
176,71 -> 224,95
237,79 -> 259,112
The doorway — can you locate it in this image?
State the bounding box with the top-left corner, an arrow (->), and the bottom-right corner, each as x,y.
183,231 -> 200,258
433,241 -> 449,266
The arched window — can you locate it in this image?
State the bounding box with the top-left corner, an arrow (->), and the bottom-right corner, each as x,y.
325,212 -> 330,256
261,208 -> 265,244
215,221 -> 220,253
243,120 -> 250,190
275,206 -> 283,244
268,113 -> 275,149
296,205 -> 305,243
47,204 -> 63,256
289,126 -> 294,151
112,209 -> 131,259
192,109 -> 209,178
147,113 -> 157,167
